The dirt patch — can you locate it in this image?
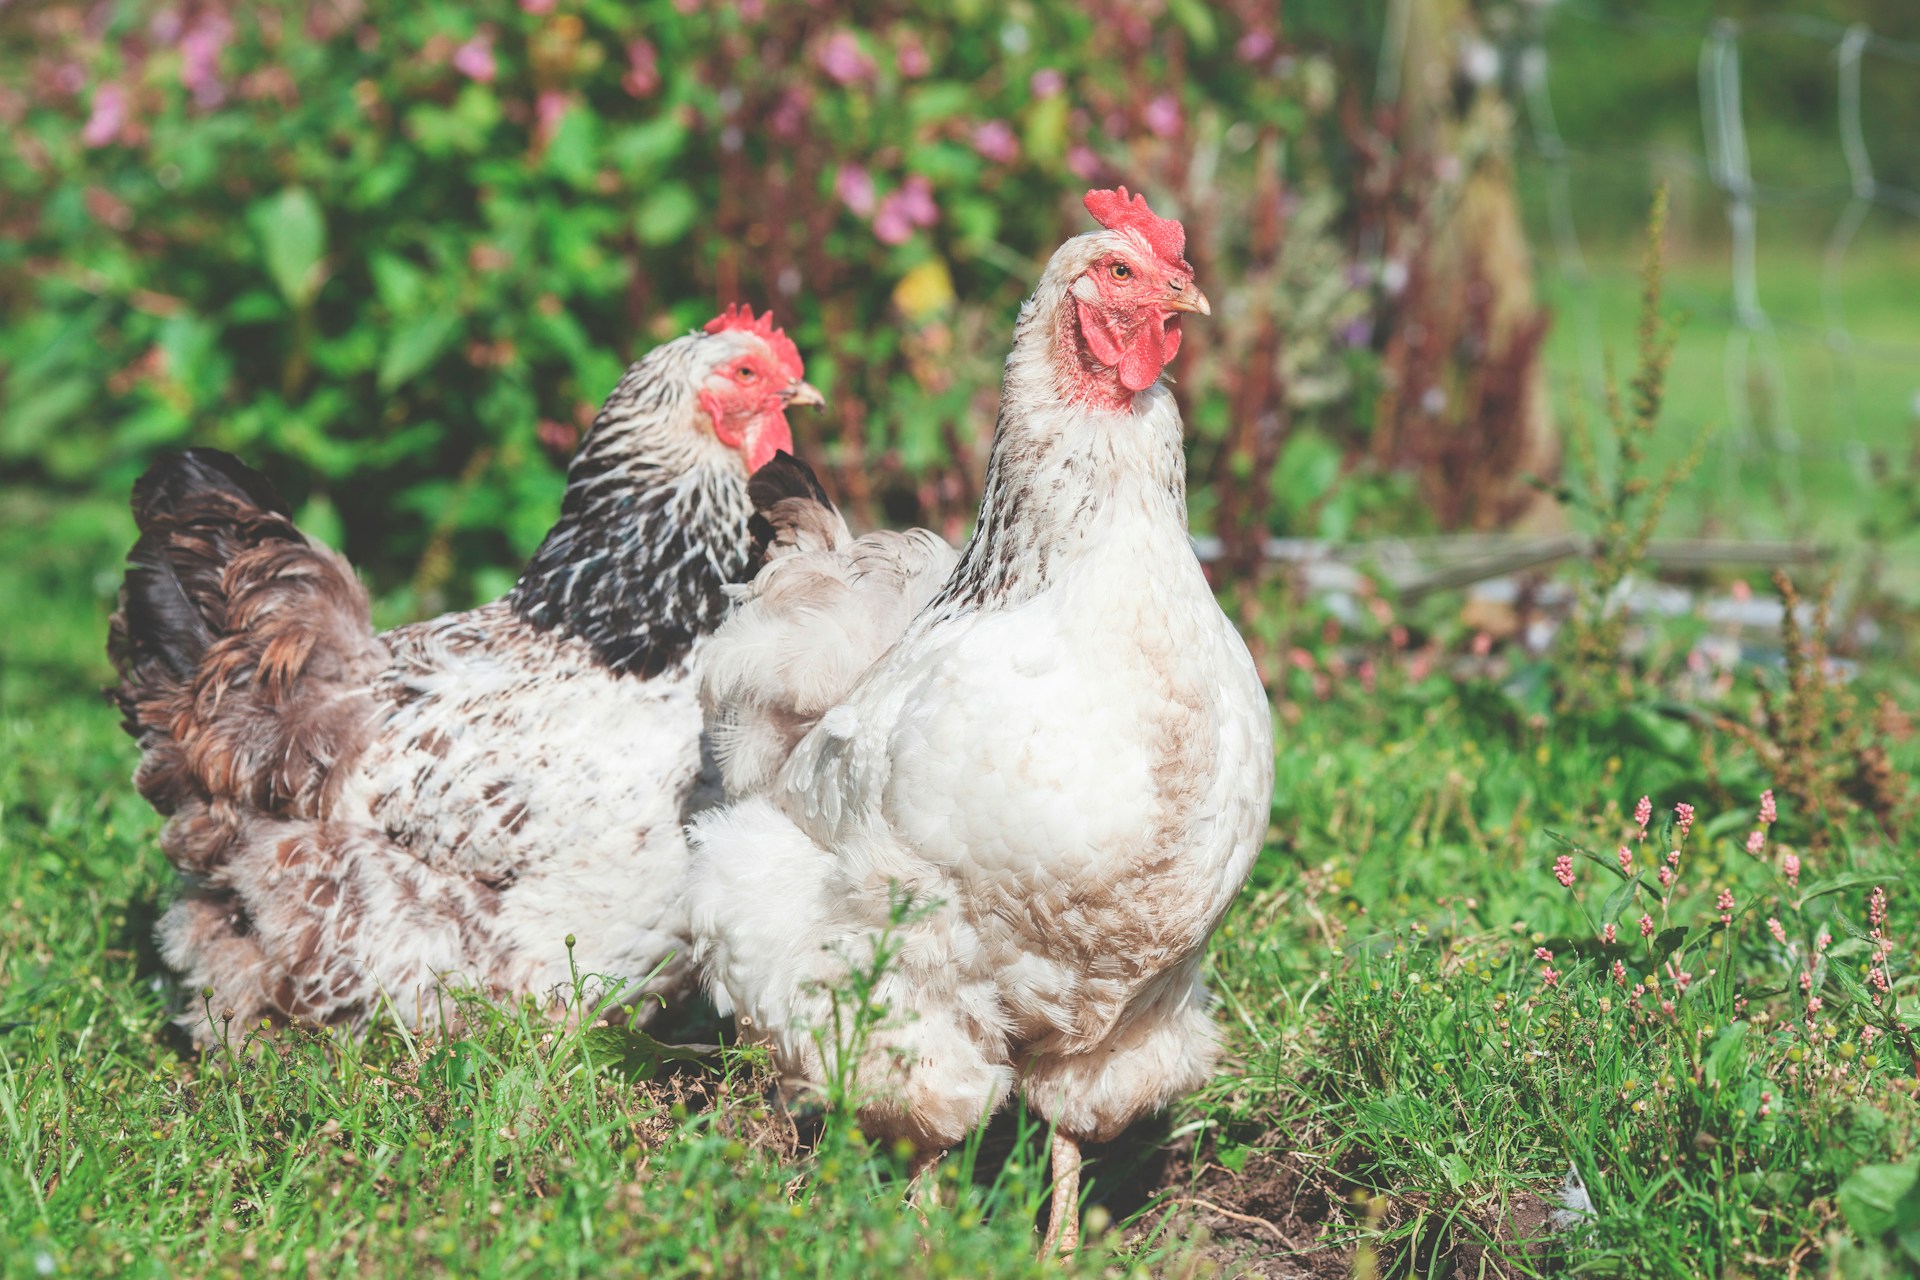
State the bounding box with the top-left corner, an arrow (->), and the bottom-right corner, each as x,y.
1131,1131 -> 1356,1279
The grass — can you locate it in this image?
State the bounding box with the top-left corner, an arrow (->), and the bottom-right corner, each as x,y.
3,440 -> 1919,1274
1532,220 -> 1920,559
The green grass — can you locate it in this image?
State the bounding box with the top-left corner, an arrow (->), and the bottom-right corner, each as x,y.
1533,221 -> 1920,555
3,481 -> 1919,1278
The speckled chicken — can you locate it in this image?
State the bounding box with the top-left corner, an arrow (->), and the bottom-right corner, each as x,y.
109,307 -> 820,1043
688,192 -> 1274,1254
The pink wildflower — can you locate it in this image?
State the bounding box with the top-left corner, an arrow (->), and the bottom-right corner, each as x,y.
970,120 -> 1018,165
179,12 -> 233,108
1807,995 -> 1821,1013
1534,947 -> 1554,963
834,164 -> 875,217
1658,866 -> 1674,889
1661,998 -> 1676,1017
1237,28 -> 1276,62
1783,853 -> 1800,888
1745,830 -> 1765,856
1800,972 -> 1813,995
1870,886 -> 1888,929
1639,914 -> 1655,938
1030,68 -> 1065,97
1612,959 -> 1627,985
534,91 -> 572,146
1816,929 -> 1831,953
1554,855 -> 1574,889
1617,845 -> 1634,874
1759,789 -> 1777,825
1667,848 -> 1681,868
1863,1025 -> 1880,1048
895,35 -> 930,79
520,0 -> 555,12
1634,795 -> 1652,830
81,83 -> 127,148
1767,917 -> 1787,945
623,40 -> 660,97
1541,966 -> 1561,988
1716,889 -> 1734,912
816,31 -> 875,86
1142,93 -> 1183,138
1066,145 -> 1100,180
453,33 -> 497,84
1674,802 -> 1695,840
1603,923 -> 1617,944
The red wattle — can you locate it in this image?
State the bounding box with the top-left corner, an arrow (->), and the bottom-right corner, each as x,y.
1075,299 -> 1126,368
1116,318 -> 1166,392
744,411 -> 794,473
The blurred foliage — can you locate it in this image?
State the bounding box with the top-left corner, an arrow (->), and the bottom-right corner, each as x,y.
0,0 -> 1393,609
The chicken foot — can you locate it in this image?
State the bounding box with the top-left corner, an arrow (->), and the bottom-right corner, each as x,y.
1041,1131 -> 1082,1256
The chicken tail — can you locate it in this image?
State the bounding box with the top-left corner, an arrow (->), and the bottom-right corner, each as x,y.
108,449 -> 385,864
703,455 -> 957,798
744,450 -> 850,574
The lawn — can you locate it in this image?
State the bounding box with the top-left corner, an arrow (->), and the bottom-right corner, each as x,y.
4,429 -> 1919,1278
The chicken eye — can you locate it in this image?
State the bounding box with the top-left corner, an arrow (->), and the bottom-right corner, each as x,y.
1109,261 -> 1133,281
736,365 -> 758,381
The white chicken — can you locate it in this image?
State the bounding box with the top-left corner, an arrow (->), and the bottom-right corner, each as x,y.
688,189 -> 1274,1253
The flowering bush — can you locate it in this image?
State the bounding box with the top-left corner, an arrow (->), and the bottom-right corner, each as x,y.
0,0 -> 1370,606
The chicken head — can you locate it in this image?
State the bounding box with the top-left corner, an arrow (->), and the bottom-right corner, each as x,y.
698,304 -> 824,473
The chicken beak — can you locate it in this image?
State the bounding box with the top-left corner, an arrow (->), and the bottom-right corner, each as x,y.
782,379 -> 826,409
1164,281 -> 1211,316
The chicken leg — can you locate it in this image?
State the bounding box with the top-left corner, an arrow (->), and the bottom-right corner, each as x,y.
1041,1131 -> 1082,1256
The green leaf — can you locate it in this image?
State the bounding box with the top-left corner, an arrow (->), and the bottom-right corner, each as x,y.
249,187 -> 328,307
1839,1161 -> 1920,1242
1703,1022 -> 1746,1086
607,117 -> 688,180
1165,0 -> 1219,50
1652,925 -> 1688,963
633,182 -> 699,246
1023,94 -> 1068,165
1601,872 -> 1645,928
370,253 -> 429,315
378,311 -> 464,392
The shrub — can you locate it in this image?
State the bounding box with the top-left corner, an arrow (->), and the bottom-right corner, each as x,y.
0,0 -> 1368,608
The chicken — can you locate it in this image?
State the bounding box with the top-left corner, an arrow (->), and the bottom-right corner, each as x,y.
687,191 -> 1274,1254
109,306 -> 821,1043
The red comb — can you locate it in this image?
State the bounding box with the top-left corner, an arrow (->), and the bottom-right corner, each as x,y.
703,303 -> 804,381
1082,187 -> 1188,271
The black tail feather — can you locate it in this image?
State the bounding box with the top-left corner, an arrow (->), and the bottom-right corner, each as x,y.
111,449 -> 297,705
745,452 -> 839,575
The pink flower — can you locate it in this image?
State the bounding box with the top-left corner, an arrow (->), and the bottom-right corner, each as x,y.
1030,68 -> 1064,98
1759,789 -> 1777,825
896,35 -> 930,79
1806,993 -> 1821,1012
1783,852 -> 1800,888
1639,914 -> 1655,938
816,31 -> 875,86
768,87 -> 808,139
1816,929 -> 1831,952
453,33 -> 497,84
1534,947 -> 1554,963
1634,795 -> 1652,829
1864,1025 -> 1880,1047
1767,917 -> 1787,945
179,12 -> 233,108
1745,830 -> 1765,856
1666,848 -> 1680,868
623,40 -> 659,97
1066,145 -> 1100,180
1553,855 -> 1574,889
1716,889 -> 1735,913
1658,866 -> 1674,889
1674,802 -> 1695,840
834,164 -> 875,217
1870,885 -> 1888,929
1603,923 -> 1617,944
81,83 -> 127,148
1237,28 -> 1276,62
1612,960 -> 1627,985
535,90 -> 572,146
872,202 -> 912,245
520,0 -> 555,12
1617,845 -> 1634,874
1143,93 -> 1183,138
891,175 -> 938,227
971,119 -> 1018,165
1541,966 -> 1561,988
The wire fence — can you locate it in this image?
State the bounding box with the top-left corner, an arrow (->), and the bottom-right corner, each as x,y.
1516,1 -> 1920,533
